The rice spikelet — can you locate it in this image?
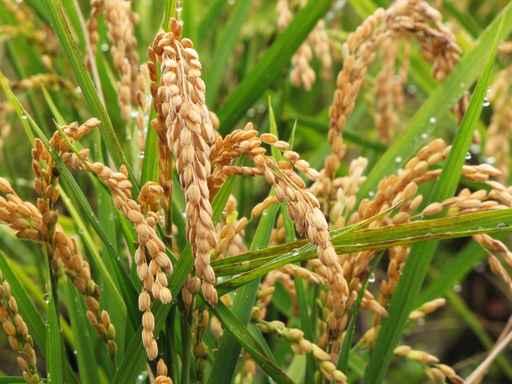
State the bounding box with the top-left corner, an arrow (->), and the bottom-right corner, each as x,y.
152,19 -> 218,305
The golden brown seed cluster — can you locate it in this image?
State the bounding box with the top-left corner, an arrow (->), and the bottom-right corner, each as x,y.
11,74 -> 74,93
48,119 -> 173,360
1,0 -> 57,54
155,358 -> 174,384
325,0 -> 461,197
210,125 -> 351,356
31,135 -> 118,354
86,0 -> 145,120
0,274 -> 40,384
0,178 -> 43,241
215,195 -> 248,258
257,320 -> 347,383
373,41 -> 409,142
394,345 -> 463,383
276,0 -> 332,90
485,66 -> 512,181
253,264 -> 323,320
150,18 -> 218,306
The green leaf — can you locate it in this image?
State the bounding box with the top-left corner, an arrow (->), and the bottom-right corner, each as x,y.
218,0 -> 333,134
364,15 -> 503,383
114,177 -> 230,383
182,0 -> 198,42
59,189 -> 128,355
42,0 -> 134,180
0,251 -> 46,351
112,247 -> 194,384
347,0 -> 377,18
140,126 -> 159,184
63,280 -> 101,384
358,1 -> 512,199
209,302 -> 294,384
212,175 -> 237,222
0,73 -> 139,331
160,0 -> 176,30
284,113 -> 386,153
46,264 -> 64,384
206,0 -> 252,106
419,242 -> 485,304
216,208 -> 512,290
197,0 -> 225,43
208,204 -> 279,384
0,378 -> 26,383
338,255 -> 382,373
443,0 -> 481,37
281,202 -> 318,383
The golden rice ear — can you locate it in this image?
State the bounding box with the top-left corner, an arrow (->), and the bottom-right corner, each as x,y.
0,276 -> 41,383
248,150 -> 349,357
324,0 -> 460,194
151,18 -> 218,307
484,66 -> 512,182
277,1 -> 332,91
257,319 -> 348,383
86,0 -> 143,120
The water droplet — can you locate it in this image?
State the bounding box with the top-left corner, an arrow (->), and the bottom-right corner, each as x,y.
429,116 -> 437,124
73,349 -> 78,355
482,98 -> 490,107
407,84 -> 417,95
20,114 -> 28,120
453,284 -> 462,293
496,222 -> 507,229
74,86 -> 82,95
291,250 -> 299,257
486,156 -> 496,165
100,43 -> 109,52
465,152 -> 472,160
227,0 -> 235,5
394,156 -> 403,164
368,273 -> 376,283
460,82 -> 466,88
130,110 -> 139,119
420,133 -> 429,140
138,151 -> 145,159
368,191 -> 375,198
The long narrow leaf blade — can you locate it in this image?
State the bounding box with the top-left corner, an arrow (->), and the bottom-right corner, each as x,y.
218,0 -> 333,133
42,0 -> 134,179
208,204 -> 279,384
358,1 -> 512,198
364,16 -> 503,383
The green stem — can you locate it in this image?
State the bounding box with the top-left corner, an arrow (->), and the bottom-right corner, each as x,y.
181,307 -> 193,384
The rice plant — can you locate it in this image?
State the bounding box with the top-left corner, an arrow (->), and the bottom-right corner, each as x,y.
0,0 -> 512,383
